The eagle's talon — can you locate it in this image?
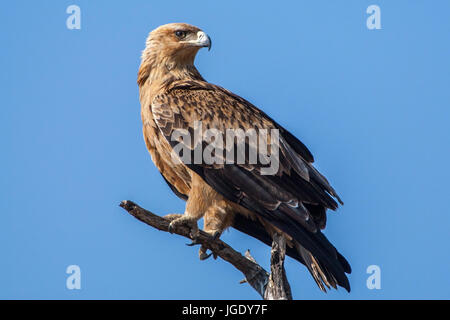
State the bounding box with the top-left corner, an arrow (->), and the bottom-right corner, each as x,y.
211,231 -> 221,241
167,215 -> 199,238
186,239 -> 201,246
199,245 -> 212,261
165,214 -> 184,234
202,230 -> 221,242
164,213 -> 183,222
199,252 -> 213,260
198,245 -> 217,261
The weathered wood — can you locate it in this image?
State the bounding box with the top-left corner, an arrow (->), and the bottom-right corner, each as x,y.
264,233 -> 293,300
119,200 -> 292,300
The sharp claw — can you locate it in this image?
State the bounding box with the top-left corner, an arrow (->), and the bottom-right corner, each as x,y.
186,239 -> 202,247
200,252 -> 213,260
211,231 -> 221,241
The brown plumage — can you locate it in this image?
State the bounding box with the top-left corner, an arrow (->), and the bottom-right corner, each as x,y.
138,23 -> 351,292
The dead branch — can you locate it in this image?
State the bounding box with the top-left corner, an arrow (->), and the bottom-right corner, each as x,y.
264,233 -> 292,300
119,200 -> 292,300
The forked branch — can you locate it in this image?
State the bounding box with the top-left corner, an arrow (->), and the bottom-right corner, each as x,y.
119,200 -> 292,300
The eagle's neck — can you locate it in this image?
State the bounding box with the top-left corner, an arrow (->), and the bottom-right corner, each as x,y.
138,49 -> 204,90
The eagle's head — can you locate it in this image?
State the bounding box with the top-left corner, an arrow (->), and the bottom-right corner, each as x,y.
138,23 -> 211,86
142,23 -> 211,65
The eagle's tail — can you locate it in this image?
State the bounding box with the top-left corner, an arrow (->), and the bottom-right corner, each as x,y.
232,213 -> 351,292
295,243 -> 337,292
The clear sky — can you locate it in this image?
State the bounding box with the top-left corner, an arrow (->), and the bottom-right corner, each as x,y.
1,0 -> 449,299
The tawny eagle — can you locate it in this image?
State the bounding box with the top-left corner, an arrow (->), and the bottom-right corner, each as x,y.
137,23 -> 351,292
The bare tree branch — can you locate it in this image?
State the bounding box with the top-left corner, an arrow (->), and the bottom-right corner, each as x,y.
119,200 -> 292,300
264,233 -> 293,300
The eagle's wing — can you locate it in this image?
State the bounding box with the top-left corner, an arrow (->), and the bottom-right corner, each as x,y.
151,80 -> 351,291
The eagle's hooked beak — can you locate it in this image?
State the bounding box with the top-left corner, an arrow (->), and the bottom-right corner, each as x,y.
195,31 -> 212,51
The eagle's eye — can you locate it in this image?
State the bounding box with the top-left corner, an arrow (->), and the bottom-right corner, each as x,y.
175,30 -> 187,39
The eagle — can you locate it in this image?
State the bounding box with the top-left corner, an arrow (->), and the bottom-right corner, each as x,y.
137,23 -> 351,292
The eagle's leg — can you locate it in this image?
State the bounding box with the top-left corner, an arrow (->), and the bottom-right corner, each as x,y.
167,174 -> 215,240
198,202 -> 234,260
203,202 -> 234,238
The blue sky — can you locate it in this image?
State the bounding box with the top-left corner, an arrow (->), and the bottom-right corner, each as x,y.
1,1 -> 449,299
